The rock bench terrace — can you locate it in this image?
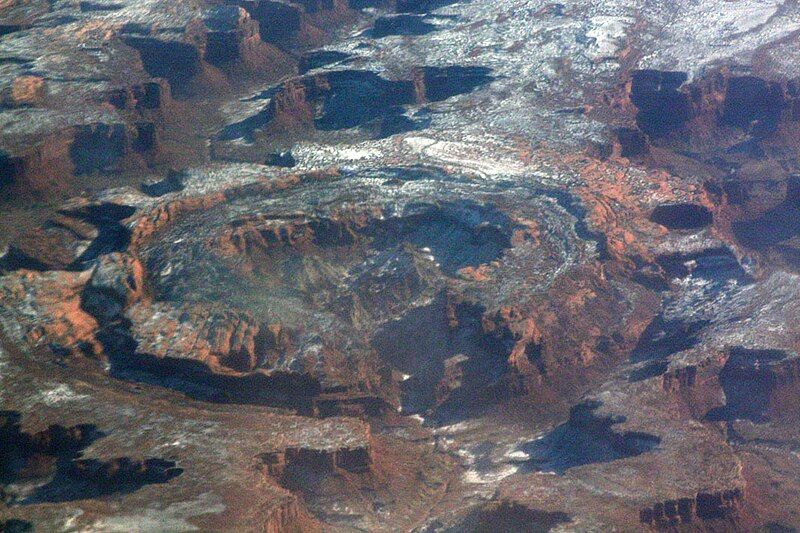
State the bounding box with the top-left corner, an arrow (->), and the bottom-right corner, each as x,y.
4,0 -> 800,531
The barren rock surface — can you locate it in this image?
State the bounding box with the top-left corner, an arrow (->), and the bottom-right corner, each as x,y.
3,0 -> 800,531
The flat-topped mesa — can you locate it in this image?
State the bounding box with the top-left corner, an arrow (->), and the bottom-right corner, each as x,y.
219,66 -> 493,146
1,412 -> 103,497
657,357 -> 728,421
200,6 -> 263,68
231,0 -> 303,46
1,201 -> 136,272
411,66 -> 495,103
263,69 -> 418,134
639,488 -> 744,529
288,444 -> 372,472
618,68 -> 800,269
0,25 -> 164,196
0,0 -> 370,200
707,347 -> 800,424
200,5 -> 296,77
658,346 -> 800,425
626,68 -> 800,143
0,121 -> 159,198
106,80 -> 172,114
617,68 -> 800,183
257,429 -> 373,480
123,7 -> 289,93
259,445 -> 372,493
1,411 -> 183,505
231,0 -> 366,53
45,457 -> 182,500
247,417 -> 428,531
0,411 -> 100,463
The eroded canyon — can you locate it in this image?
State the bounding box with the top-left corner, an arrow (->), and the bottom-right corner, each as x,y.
3,0 -> 800,531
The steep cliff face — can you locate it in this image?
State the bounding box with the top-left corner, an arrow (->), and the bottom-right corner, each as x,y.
261,498 -> 319,533
0,159 -> 665,528
614,66 -> 800,273
624,68 -> 800,143
211,65 -> 494,156
259,440 -> 373,480
6,0 -> 800,530
0,0 -> 362,214
639,488 -> 744,529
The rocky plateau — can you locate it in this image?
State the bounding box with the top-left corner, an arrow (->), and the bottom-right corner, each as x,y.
3,0 -> 800,531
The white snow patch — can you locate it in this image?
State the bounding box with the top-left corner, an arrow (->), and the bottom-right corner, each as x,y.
463,464 -> 519,484
505,450 -> 530,461
36,384 -> 89,406
585,16 -> 633,60
434,420 -> 475,435
640,0 -> 800,76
